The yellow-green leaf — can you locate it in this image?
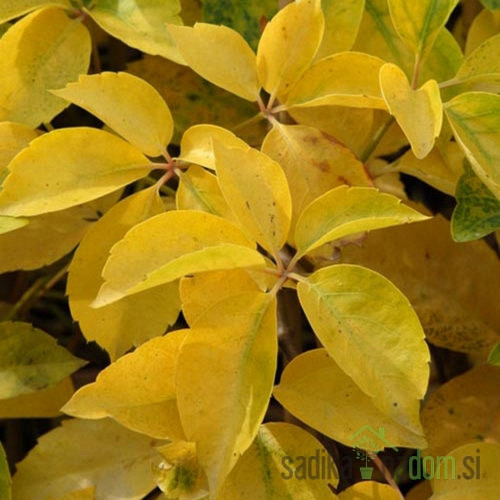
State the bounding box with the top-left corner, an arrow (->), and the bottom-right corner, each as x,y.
176,165 -> 234,221
46,487 -> 95,500
445,92 -> 500,200
421,365 -> 500,460
339,481 -> 401,499
87,0 -> 184,64
0,1 -> 70,23
67,187 -> 180,360
261,123 -> 372,242
179,124 -> 248,170
316,0 -> 364,58
52,72 -> 173,157
12,419 -> 159,500
387,0 -> 459,60
488,342 -> 500,366
94,210 -> 264,306
0,377 -> 73,418
0,216 -> 27,234
274,349 -> 427,449
257,0 -> 324,101
219,422 -> 338,499
179,269 -> 263,326
167,23 -> 259,101
285,52 -> 387,109
338,213 -> 500,359
294,185 -> 428,256
0,442 -> 11,500
0,127 -> 151,217
63,330 -> 187,441
176,293 -> 277,495
0,8 -> 91,127
213,140 -> 292,255
431,442 -> 500,499
380,63 -> 442,159
466,8 -> 500,54
297,264 -> 430,432
0,321 -> 85,399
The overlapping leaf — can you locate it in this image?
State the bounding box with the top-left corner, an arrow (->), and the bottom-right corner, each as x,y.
297,264 -> 430,431
0,1 -> 70,23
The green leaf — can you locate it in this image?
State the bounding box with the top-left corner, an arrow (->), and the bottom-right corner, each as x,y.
176,292 -> 277,496
0,127 -> 151,217
0,442 -> 11,500
67,187 -> 181,361
167,23 -> 259,101
0,7 -> 91,127
488,343 -> 500,366
0,1 -> 70,23
452,163 -> 500,241
297,264 -> 430,432
94,210 -> 265,306
294,185 -> 428,256
202,0 -> 278,50
219,422 -> 338,499
316,0 -> 364,58
274,349 -> 427,449
0,321 -> 86,399
213,139 -> 292,255
52,72 -> 174,157
12,419 -> 159,500
445,92 -> 500,201
380,63 -> 442,159
88,0 -> 184,64
256,0 -> 324,101
480,0 -> 500,9
285,52 -> 387,109
387,0 -> 459,60
62,330 -> 187,440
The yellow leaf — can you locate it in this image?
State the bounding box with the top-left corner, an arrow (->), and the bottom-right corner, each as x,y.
94,210 -> 265,306
0,203 -> 102,272
167,23 -> 259,101
380,63 -> 442,159
0,377 -> 73,418
287,105 -> 375,158
67,187 -> 181,360
406,480 -> 433,500
262,123 -> 372,243
63,330 -> 187,441
0,216 -> 27,234
12,419 -> 160,500
0,127 -> 151,217
52,72 -> 173,157
179,124 -> 248,170
387,0 -> 459,60
179,269 -> 263,326
0,321 -> 85,399
176,165 -> 234,222
257,0 -> 324,101
219,422 -> 339,499
0,121 -> 39,168
87,0 -> 184,64
154,441 -> 208,499
286,52 -> 387,109
445,92 -> 500,200
213,140 -> 292,255
421,365 -> 500,460
297,264 -> 430,432
0,8 -> 91,127
0,1 -> 70,23
316,0 -> 364,58
339,481 -> 401,499
431,442 -> 500,499
294,185 -> 428,256
274,349 -> 427,449
176,293 -> 277,495
339,214 -> 500,358
46,486 -> 95,500
465,8 -> 500,54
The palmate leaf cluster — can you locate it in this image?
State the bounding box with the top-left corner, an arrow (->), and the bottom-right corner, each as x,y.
0,1 -> 499,499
